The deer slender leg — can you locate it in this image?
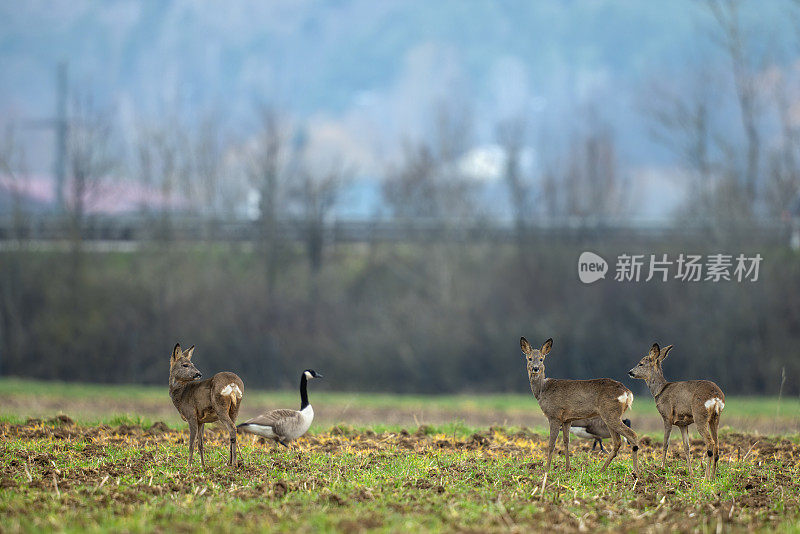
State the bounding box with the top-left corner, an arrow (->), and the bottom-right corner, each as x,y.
662,421 -> 672,467
561,422 -> 571,470
213,397 -> 238,467
679,425 -> 693,475
545,419 -> 560,471
600,430 -> 621,471
187,419 -> 197,467
605,418 -> 639,476
710,413 -> 720,477
197,423 -> 205,468
692,408 -> 714,480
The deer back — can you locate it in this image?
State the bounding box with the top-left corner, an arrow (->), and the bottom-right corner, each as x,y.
657,380 -> 725,421
538,378 -> 631,421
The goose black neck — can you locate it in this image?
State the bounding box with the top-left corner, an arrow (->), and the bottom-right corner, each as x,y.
299,373 -> 309,410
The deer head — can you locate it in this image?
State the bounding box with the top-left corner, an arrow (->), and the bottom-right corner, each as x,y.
520,337 -> 553,379
169,342 -> 202,384
628,342 -> 673,381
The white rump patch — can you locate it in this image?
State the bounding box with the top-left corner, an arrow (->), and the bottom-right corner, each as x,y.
220,383 -> 243,405
617,391 -> 633,410
704,397 -> 725,413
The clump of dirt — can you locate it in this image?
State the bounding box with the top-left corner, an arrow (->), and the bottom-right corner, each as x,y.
48,414 -> 74,426
146,421 -> 170,435
272,480 -> 289,498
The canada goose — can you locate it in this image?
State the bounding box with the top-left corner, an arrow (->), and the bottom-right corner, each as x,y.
569,417 -> 632,452
237,369 -> 322,447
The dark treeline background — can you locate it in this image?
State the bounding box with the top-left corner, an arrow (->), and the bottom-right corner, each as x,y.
2,1 -> 800,395
0,230 -> 797,395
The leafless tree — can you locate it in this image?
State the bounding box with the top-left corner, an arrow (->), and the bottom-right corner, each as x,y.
383,141 -> 439,220
708,0 -> 763,201
247,107 -> 292,299
645,68 -> 717,218
763,64 -> 800,216
133,117 -> 189,241
191,113 -> 226,227
383,101 -> 476,225
0,124 -> 29,373
496,117 -> 533,237
290,162 -> 349,278
0,124 -> 29,238
561,116 -> 624,220
66,95 -> 114,279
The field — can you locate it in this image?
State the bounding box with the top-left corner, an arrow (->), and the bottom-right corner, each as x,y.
2,379 -> 800,532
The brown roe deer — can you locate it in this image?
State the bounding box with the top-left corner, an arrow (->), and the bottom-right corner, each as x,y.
169,343 -> 244,468
521,337 -> 639,475
628,343 -> 725,479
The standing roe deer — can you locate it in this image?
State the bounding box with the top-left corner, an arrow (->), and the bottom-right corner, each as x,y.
628,343 -> 725,479
169,343 -> 244,468
521,337 -> 639,475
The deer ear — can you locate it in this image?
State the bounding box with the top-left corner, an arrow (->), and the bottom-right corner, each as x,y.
185,345 -> 195,360
659,344 -> 673,362
649,343 -> 660,360
541,338 -> 553,356
520,337 -> 532,354
172,343 -> 182,361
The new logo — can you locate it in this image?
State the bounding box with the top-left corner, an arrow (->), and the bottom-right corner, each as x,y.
578,251 -> 608,284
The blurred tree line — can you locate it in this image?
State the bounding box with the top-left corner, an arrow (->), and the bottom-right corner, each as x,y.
0,0 -> 799,394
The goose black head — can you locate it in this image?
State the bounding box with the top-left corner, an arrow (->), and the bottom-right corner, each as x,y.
303,369 -> 323,380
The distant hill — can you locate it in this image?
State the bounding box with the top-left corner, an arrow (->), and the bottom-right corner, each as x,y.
1,0 -> 797,219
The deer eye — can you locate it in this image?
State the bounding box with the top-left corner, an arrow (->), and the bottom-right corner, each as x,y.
182,364 -> 189,368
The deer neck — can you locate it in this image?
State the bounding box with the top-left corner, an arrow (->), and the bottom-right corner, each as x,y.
646,371 -> 668,400
169,375 -> 189,398
528,370 -> 547,400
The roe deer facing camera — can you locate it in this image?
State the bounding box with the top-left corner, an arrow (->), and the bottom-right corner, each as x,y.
628,343 -> 725,479
521,337 -> 639,475
169,343 -> 244,468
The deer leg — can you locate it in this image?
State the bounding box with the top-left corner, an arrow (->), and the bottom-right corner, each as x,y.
600,430 -> 621,471
710,413 -> 721,477
545,419 -> 560,471
662,421 -> 672,468
187,418 -> 197,467
561,422 -> 571,470
700,427 -> 713,480
692,409 -> 714,480
606,418 -> 639,476
213,397 -> 238,468
679,425 -> 693,475
197,423 -> 206,468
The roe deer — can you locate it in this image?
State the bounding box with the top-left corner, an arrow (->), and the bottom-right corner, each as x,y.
628,343 -> 725,479
169,343 -> 244,468
521,337 -> 639,475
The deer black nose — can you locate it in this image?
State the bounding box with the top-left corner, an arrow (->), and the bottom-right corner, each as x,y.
628,371 -> 634,377
194,372 -> 202,379
532,367 -> 540,373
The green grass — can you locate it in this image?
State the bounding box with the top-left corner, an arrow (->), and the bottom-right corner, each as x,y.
1,421 -> 799,532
